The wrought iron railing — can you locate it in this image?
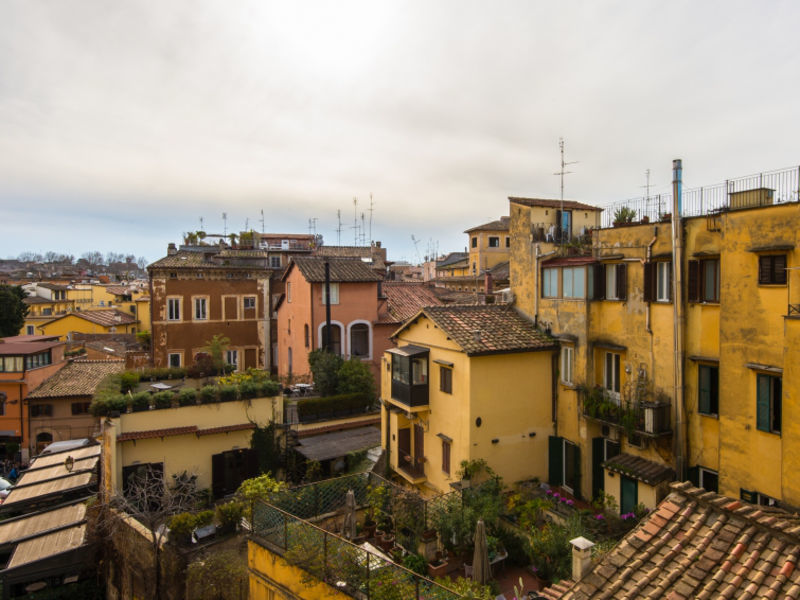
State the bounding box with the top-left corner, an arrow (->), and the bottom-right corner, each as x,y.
397,451 -> 425,479
580,388 -> 671,436
601,165 -> 800,227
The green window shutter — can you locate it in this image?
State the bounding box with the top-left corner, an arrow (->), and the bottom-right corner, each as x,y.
774,254 -> 787,284
698,366 -> 711,414
687,260 -> 700,302
643,263 -> 654,302
687,466 -> 699,487
591,437 -> 605,501
548,436 -> 563,486
756,374 -> 770,432
573,442 -> 582,500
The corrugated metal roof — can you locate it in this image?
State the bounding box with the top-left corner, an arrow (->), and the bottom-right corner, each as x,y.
0,502 -> 85,545
7,523 -> 87,569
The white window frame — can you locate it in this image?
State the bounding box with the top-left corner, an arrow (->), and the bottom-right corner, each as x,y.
698,467 -> 718,491
226,349 -> 239,371
317,321 -> 345,356
168,352 -> 182,367
26,325 -> 34,335
604,351 -> 621,403
194,297 -> 208,320
656,261 -> 671,302
167,297 -> 181,321
243,296 -> 256,310
347,320 -> 372,360
563,266 -> 586,299
561,346 -> 574,385
542,268 -> 559,298
321,283 -> 340,305
605,265 -> 618,300
270,256 -> 281,268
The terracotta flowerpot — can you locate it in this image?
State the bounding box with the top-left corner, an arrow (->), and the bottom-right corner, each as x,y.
427,559 -> 449,578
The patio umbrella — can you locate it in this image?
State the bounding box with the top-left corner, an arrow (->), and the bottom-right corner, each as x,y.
342,489 -> 357,540
472,519 -> 490,585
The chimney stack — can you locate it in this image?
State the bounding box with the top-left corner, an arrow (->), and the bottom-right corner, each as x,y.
484,271 -> 493,295
167,243 -> 177,256
570,536 -> 595,581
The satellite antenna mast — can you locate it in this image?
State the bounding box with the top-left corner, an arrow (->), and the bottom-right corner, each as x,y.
360,213 -> 366,246
368,193 -> 374,245
222,212 -> 227,237
352,197 -> 359,246
308,218 -> 318,238
260,210 -> 265,233
553,137 -> 578,246
199,217 -> 204,231
336,210 -> 343,246
245,218 -> 249,231
411,235 -> 422,265
640,169 -> 653,219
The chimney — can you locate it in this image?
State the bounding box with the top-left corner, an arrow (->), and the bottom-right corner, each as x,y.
484,271 -> 493,294
472,330 -> 481,343
167,243 -> 177,256
570,536 -> 595,581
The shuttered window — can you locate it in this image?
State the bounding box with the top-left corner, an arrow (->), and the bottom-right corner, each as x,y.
604,264 -> 627,301
758,254 -> 787,285
698,364 -> 719,416
688,259 -> 720,303
756,373 -> 781,434
441,439 -> 451,474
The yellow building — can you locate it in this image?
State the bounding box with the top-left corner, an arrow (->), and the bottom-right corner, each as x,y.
465,216 -> 510,275
104,394 -> 282,496
36,309 -> 138,339
21,295 -> 75,336
380,304 -> 557,493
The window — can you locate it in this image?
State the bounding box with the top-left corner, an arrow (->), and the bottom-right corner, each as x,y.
740,488 -> 778,506
321,283 -> 339,305
604,352 -> 621,401
270,256 -> 281,268
756,373 -> 781,434
304,324 -> 309,347
542,268 -> 559,298
168,353 -> 181,367
489,237 -> 500,247
561,346 -> 574,385
505,236 -> 510,248
350,323 -> 370,358
440,366 -> 452,394
243,297 -> 256,309
699,468 -> 718,493
226,350 -> 238,370
287,282 -> 292,303
412,357 -> 427,384
656,262 -> 671,301
758,255 -> 787,285
26,325 -> 34,335
698,364 -> 719,416
30,404 -> 53,417
167,298 -> 181,321
320,324 -> 343,355
42,308 -> 52,316
562,267 -> 586,298
169,272 -> 177,279
688,259 -> 720,303
471,237 -> 477,248
194,297 -> 207,320
604,264 -> 627,300
71,402 -> 91,415
442,438 -> 451,475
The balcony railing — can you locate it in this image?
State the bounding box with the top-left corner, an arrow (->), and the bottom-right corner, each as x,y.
581,388 -> 671,436
390,380 -> 429,408
397,451 -> 425,479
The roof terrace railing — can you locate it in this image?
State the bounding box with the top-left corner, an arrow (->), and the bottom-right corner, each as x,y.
601,165 -> 800,228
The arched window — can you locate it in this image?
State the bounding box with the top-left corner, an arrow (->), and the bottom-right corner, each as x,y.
304,324 -> 309,348
350,323 -> 370,358
320,324 -> 344,356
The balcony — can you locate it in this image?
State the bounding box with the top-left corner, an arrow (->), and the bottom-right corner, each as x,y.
390,380 -> 429,408
388,345 -> 429,409
397,451 -> 426,483
580,386 -> 671,437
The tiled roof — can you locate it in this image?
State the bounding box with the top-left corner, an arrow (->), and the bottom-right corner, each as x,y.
149,249 -> 272,270
117,426 -> 197,442
464,216 -> 510,233
27,360 -> 124,399
0,340 -> 63,355
547,481 -> 800,600
542,256 -> 598,267
36,283 -> 69,291
66,309 -> 137,327
436,252 -> 469,268
196,423 -> 255,436
602,453 -> 675,486
509,197 -> 602,211
23,296 -> 52,305
289,257 -> 384,283
403,305 -> 556,356
380,282 -> 444,324
104,285 -> 131,295
433,261 -> 510,283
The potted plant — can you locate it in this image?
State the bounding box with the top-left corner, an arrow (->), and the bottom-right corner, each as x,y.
215,501 -> 244,534
427,552 -> 450,578
168,512 -> 197,546
613,206 -> 637,227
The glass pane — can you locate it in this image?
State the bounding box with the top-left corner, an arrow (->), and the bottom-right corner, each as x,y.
606,266 -> 616,299
412,358 -> 427,384
563,267 -> 574,297
573,267 -> 585,297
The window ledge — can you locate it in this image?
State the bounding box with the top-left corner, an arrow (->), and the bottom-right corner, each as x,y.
698,412 -> 719,420
560,382 -> 577,389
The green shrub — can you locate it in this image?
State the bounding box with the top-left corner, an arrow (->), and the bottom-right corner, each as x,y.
107,394 -> 128,415
495,525 -> 532,567
402,553 -> 427,575
153,391 -> 174,409
257,380 -> 281,397
215,501 -> 244,532
218,385 -> 238,402
168,512 -> 197,544
199,386 -> 218,404
337,358 -> 376,398
308,349 -> 343,396
178,388 -> 197,407
130,392 -> 151,412
239,380 -> 259,399
195,509 -> 215,527
119,371 -> 140,393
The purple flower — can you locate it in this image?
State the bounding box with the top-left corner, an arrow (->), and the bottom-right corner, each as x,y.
552,492 -> 560,499
546,489 -> 553,496
566,499 -> 574,506
595,514 -> 604,520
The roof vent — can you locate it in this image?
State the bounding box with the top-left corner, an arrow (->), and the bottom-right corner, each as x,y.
472,330 -> 482,342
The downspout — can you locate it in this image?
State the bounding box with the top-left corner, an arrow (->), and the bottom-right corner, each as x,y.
645,227 -> 659,334
671,159 -> 687,482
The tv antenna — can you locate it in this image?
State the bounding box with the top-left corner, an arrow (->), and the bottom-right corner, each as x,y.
222,212 -> 228,237
553,138 -> 578,245
336,210 -> 343,246
199,217 -> 204,231
308,218 -> 318,237
640,169 -> 655,218
260,210 -> 265,233
368,193 -> 374,245
411,235 -> 422,265
352,197 -> 359,246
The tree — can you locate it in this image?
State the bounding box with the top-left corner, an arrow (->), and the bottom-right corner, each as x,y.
203,334 -> 231,373
99,467 -> 200,600
82,251 -> 104,267
0,285 -> 28,336
186,550 -> 247,600
307,349 -> 343,396
235,473 -> 286,523
337,358 -> 376,398
137,256 -> 149,270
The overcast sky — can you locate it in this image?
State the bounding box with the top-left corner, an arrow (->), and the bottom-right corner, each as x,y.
2,1 -> 799,264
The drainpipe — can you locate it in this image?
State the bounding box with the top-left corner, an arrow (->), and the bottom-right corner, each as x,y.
645,227 -> 659,334
671,159 -> 687,481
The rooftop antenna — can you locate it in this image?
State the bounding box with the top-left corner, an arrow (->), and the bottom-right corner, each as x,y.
199,217 -> 204,231
222,212 -> 227,237
411,235 -> 422,265
260,210 -> 265,233
368,193 -> 374,245
360,213 -> 366,246
336,209 -> 343,246
308,218 -> 318,238
640,168 -> 656,219
352,197 -> 359,246
245,217 -> 249,231
553,137 -> 578,246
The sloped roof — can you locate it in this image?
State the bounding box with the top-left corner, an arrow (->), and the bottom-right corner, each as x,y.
602,453 -> 674,486
398,305 -> 556,356
27,360 -> 124,399
0,501 -> 85,546
464,216 -> 510,233
23,296 -> 52,305
104,285 -> 132,295
0,340 -> 62,355
36,283 -> 69,291
288,257 -> 384,283
542,481 -> 800,600
380,282 -> 444,324
509,197 -> 602,211
47,309 -> 136,327
436,252 -> 469,268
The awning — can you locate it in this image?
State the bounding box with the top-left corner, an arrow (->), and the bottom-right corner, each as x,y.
387,345 -> 429,357
295,426 -> 380,462
602,453 -> 674,486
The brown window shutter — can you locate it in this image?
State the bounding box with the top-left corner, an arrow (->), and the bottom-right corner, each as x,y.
668,262 -> 674,301
643,263 -> 654,302
758,256 -> 771,284
774,254 -> 787,284
688,260 -> 699,302
616,264 -> 627,300
593,264 -> 605,299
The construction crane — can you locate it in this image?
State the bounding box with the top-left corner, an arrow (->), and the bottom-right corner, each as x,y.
411,235 -> 423,265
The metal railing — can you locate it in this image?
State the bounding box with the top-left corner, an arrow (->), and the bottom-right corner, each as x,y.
601,165 -> 800,227
397,451 -> 425,479
581,388 -> 671,436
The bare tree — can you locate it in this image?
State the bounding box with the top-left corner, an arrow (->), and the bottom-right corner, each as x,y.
82,251 -> 104,267
98,468 -> 200,600
137,256 -> 149,270
44,251 -> 58,263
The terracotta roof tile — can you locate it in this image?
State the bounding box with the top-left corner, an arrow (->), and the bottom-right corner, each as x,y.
289,257 -> 384,283
64,309 -> 137,327
27,360 -> 124,398
602,453 -> 675,486
402,305 -> 556,355
196,423 -> 255,436
464,216 -> 510,233
380,282 -> 443,323
508,197 -> 602,211
544,483 -> 800,600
